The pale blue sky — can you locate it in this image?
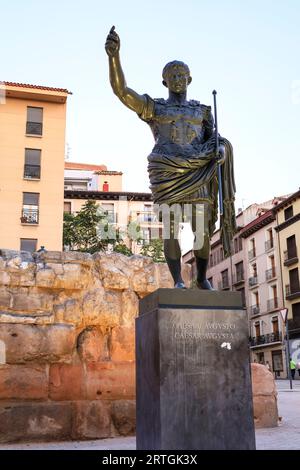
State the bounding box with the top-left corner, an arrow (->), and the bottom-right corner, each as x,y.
1,0 -> 300,210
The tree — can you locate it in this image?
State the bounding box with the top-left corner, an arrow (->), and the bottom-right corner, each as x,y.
63,200 -> 108,253
140,238 -> 165,263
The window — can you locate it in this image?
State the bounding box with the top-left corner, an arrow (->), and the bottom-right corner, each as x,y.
221,269 -> 229,289
20,238 -> 37,252
103,181 -> 109,192
286,235 -> 297,260
235,261 -> 244,282
21,192 -> 39,224
289,268 -> 300,294
272,350 -> 283,373
249,238 -> 256,259
271,316 -> 279,335
284,206 -> 294,221
64,202 -> 71,214
234,236 -> 242,253
254,322 -> 261,337
26,107 -> 43,135
101,203 -> 115,223
24,149 -> 41,179
237,287 -> 246,307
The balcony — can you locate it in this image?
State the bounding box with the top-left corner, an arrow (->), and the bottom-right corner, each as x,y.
131,211 -> 161,225
250,332 -> 282,347
248,248 -> 256,261
218,279 -> 230,290
101,210 -> 117,224
265,268 -> 276,282
265,239 -> 274,252
250,304 -> 260,316
21,208 -> 39,224
26,121 -> 43,136
284,248 -> 298,266
24,164 -> 41,179
267,297 -> 279,312
232,271 -> 245,286
249,276 -> 258,288
286,284 -> 300,301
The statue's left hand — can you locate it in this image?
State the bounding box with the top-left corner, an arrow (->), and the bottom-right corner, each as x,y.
216,145 -> 225,164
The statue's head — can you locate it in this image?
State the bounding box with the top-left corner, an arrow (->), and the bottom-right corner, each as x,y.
162,60 -> 192,93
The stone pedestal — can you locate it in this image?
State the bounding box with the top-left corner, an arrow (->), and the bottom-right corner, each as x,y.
136,289 -> 256,450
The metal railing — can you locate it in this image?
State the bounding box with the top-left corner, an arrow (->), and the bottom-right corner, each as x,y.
265,268 -> 276,281
284,248 -> 298,263
249,276 -> 258,287
265,239 -> 274,252
250,331 -> 282,347
232,271 -> 245,284
24,164 -> 41,179
248,248 -> 256,260
286,284 -> 300,297
250,304 -> 260,316
26,121 -> 43,135
131,211 -> 161,224
267,297 -> 279,311
218,278 -> 230,290
21,208 -> 39,224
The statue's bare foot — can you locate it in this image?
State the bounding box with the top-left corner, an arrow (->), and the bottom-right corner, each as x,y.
196,279 -> 214,290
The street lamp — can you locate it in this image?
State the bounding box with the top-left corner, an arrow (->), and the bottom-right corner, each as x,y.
280,308 -> 293,390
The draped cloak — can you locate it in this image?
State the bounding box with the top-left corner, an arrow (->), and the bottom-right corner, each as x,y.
138,95 -> 237,257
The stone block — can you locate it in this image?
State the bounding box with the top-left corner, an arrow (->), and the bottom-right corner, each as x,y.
63,298 -> 82,325
49,363 -> 86,400
0,364 -> 48,399
251,363 -> 278,428
71,401 -> 111,440
0,288 -> 12,308
0,323 -> 76,363
0,402 -> 72,443
82,288 -> 122,327
12,289 -> 53,312
121,290 -> 138,326
36,267 -> 55,287
77,327 -> 105,362
111,326 -> 135,361
111,400 -> 136,436
0,271 -> 10,286
86,362 -> 135,400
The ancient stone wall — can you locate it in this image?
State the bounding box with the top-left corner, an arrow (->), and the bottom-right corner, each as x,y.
0,250 -> 179,443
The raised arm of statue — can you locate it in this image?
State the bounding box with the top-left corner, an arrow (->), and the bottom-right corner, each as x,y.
105,26 -> 147,115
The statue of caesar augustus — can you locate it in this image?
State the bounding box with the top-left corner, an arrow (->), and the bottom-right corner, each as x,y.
105,26 -> 236,289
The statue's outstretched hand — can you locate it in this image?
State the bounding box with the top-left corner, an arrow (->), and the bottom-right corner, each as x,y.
105,26 -> 120,57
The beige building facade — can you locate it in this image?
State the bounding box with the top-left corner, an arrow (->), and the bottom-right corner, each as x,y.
274,190 -> 300,372
0,81 -> 70,252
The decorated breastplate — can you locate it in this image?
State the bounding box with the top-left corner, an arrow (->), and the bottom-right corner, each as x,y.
151,99 -> 205,146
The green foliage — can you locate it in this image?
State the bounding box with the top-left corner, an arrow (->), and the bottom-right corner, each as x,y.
140,238 -> 165,263
63,200 -> 107,253
113,242 -> 133,256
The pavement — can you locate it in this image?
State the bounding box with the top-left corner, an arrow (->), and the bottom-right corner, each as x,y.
0,380 -> 299,451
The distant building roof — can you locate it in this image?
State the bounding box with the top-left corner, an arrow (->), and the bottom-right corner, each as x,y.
2,81 -> 71,94
65,162 -> 107,171
240,209 -> 275,238
64,190 -> 152,201
96,170 -> 123,176
272,189 -> 300,212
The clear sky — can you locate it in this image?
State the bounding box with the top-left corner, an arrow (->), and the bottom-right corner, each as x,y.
1,0 -> 300,210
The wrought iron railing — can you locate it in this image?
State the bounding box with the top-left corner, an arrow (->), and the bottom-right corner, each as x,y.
24,164 -> 41,179
232,271 -> 245,284
284,248 -> 298,263
26,121 -> 43,135
250,332 -> 282,347
250,304 -> 260,316
249,276 -> 258,287
21,208 -> 39,224
267,297 -> 279,311
265,239 -> 274,252
265,268 -> 276,281
286,284 -> 300,297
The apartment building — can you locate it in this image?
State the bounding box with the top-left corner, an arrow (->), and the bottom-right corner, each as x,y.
0,81 -> 71,251
64,164 -> 162,253
240,208 -> 286,376
274,189 -> 300,367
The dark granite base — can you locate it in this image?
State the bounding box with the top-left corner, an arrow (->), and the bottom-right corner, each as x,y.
136,289 -> 256,450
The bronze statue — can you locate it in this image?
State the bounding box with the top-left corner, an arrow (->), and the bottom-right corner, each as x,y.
105,26 -> 236,289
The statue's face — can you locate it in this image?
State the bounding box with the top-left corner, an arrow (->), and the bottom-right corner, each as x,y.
163,65 -> 191,93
